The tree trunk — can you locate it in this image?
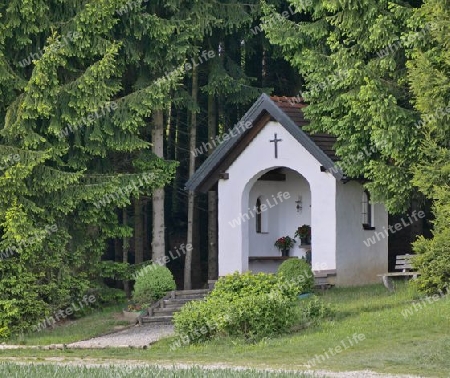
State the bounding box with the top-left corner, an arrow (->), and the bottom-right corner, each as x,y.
165,105 -> 172,159
114,230 -> 122,289
123,207 -> 130,298
171,111 -> 180,215
143,198 -> 149,261
261,44 -> 267,87
185,64 -> 198,290
207,93 -> 218,281
134,197 -> 144,264
152,110 -> 166,263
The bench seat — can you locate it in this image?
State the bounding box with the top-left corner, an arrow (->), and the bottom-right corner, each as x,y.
249,256 -> 297,261
378,254 -> 419,291
378,272 -> 419,277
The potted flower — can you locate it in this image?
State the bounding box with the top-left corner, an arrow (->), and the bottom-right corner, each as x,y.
122,300 -> 146,321
274,235 -> 296,257
295,224 -> 311,245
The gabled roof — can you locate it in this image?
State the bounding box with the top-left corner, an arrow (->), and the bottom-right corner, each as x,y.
185,93 -> 343,193
271,96 -> 338,162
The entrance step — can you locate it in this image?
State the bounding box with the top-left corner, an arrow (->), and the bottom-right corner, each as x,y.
140,289 -> 210,325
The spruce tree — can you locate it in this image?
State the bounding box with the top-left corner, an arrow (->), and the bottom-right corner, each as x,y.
0,0 -> 197,336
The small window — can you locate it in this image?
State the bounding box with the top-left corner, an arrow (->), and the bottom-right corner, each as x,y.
256,196 -> 269,233
362,190 -> 375,230
256,198 -> 262,233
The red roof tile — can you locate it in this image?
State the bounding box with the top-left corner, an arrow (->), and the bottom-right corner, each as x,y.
270,96 -> 338,161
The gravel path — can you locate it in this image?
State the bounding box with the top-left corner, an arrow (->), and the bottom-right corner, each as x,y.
67,324 -> 174,348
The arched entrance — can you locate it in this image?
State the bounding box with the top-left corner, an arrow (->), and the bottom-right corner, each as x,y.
243,167 -> 312,273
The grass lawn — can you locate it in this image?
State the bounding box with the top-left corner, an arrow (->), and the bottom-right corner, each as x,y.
2,282 -> 450,377
7,304 -> 131,345
0,363 -> 320,377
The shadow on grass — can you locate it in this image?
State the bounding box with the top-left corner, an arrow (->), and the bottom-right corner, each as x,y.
311,283 -> 419,322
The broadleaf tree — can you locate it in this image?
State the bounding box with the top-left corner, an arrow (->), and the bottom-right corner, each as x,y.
407,0 -> 450,294
261,0 -> 424,213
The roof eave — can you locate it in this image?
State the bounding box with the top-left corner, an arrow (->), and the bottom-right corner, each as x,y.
185,93 -> 343,192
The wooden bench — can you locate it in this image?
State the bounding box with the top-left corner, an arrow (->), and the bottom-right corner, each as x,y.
378,254 -> 420,291
248,256 -> 297,274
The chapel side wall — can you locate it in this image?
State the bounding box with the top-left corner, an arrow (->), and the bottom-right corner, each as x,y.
218,176 -> 247,276
218,120 -> 337,276
335,181 -> 388,286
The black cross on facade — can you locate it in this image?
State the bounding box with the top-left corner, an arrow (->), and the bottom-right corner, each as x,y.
269,133 -> 282,158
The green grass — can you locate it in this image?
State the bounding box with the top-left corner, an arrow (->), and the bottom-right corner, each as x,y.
2,283 -> 450,377
0,363 -> 320,377
7,304 -> 130,345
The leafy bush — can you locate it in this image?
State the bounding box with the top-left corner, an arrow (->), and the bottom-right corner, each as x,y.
223,291 -> 299,340
298,296 -> 334,324
173,272 -> 301,343
277,258 -> 314,294
132,264 -> 176,305
98,261 -> 135,281
209,272 -> 293,300
409,186 -> 450,294
172,299 -> 223,344
95,286 -> 127,305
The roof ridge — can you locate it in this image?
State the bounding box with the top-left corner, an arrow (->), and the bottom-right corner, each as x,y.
270,95 -> 305,106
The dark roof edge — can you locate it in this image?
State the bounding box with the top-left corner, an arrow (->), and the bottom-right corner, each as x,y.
185,94 -> 343,192
185,94 -> 269,191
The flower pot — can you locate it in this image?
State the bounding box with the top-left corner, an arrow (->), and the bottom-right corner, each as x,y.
282,247 -> 290,257
300,237 -> 309,245
122,309 -> 141,322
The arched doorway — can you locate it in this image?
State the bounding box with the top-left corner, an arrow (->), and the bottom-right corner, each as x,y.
243,167 -> 312,273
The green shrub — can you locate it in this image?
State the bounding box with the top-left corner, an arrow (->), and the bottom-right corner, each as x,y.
98,261 -> 135,281
298,296 -> 334,324
277,258 -> 314,294
223,291 -> 298,340
96,287 -> 127,305
209,271 -> 289,300
413,191 -> 450,295
173,272 -> 300,343
172,299 -> 224,344
132,264 -> 176,305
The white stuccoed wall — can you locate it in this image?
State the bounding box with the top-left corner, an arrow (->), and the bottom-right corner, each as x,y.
335,181 -> 388,285
218,121 -> 337,277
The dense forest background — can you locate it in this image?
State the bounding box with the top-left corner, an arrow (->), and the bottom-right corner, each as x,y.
0,0 -> 448,336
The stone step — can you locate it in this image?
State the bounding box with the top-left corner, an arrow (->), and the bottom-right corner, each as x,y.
163,298 -> 196,305
142,290 -> 210,325
173,289 -> 210,296
147,297 -> 204,312
152,307 -> 180,316
172,294 -> 208,300
208,280 -> 217,290
159,302 -> 184,309
140,315 -> 173,324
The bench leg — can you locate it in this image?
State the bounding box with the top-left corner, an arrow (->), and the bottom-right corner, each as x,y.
382,276 -> 394,292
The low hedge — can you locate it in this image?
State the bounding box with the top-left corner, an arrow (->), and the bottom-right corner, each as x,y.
173,272 -> 301,343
